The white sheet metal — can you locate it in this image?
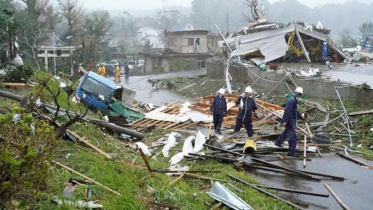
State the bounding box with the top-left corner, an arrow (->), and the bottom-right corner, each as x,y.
185,111 -> 212,123
207,182 -> 254,210
233,34 -> 288,64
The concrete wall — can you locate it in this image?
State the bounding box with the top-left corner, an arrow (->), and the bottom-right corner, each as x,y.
207,62 -> 373,103
165,33 -> 208,53
144,55 -> 154,73
162,58 -> 170,72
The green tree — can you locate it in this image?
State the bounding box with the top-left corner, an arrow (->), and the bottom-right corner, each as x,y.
143,39 -> 151,51
75,10 -> 112,63
359,22 -> 373,39
0,105 -> 59,208
339,29 -> 357,47
0,0 -> 17,68
16,0 -> 59,69
157,10 -> 181,30
58,0 -> 85,37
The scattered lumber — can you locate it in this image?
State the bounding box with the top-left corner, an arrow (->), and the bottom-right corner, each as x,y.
228,175 -> 303,210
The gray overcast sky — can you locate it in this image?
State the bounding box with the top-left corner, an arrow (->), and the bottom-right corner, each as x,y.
83,0 -> 373,10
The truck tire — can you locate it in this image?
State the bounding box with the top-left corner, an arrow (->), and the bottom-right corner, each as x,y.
312,134 -> 332,144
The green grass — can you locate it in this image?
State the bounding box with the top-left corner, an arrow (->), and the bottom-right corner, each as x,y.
27,124 -> 293,209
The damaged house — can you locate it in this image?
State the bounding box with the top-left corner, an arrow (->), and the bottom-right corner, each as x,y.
219,21 -> 351,65
141,30 -> 213,73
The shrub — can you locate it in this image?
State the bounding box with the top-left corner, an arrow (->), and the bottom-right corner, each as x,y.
3,64 -> 34,82
0,105 -> 59,207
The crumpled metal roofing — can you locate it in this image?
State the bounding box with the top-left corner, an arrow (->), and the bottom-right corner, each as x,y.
207,182 -> 254,210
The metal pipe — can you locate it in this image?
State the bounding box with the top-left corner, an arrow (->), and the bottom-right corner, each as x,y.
204,144 -> 314,179
335,87 -> 353,146
228,174 -> 303,210
253,184 -> 329,197
0,90 -> 144,139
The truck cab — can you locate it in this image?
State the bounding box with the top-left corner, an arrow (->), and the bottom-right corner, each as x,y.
76,71 -> 116,110
75,71 -> 143,122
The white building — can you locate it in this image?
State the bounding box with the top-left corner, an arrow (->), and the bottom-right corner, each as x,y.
137,27 -> 163,48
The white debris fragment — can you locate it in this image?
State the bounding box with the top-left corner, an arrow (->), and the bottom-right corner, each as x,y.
35,98 -> 41,107
192,131 -> 206,154
30,124 -> 35,134
162,132 -> 181,157
13,113 -> 21,124
134,142 -> 152,156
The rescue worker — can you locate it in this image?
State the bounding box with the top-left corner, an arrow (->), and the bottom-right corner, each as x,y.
114,63 -> 121,82
275,87 -> 304,156
210,89 -> 227,135
124,62 -> 129,79
97,63 -> 106,77
234,86 -> 258,137
321,42 -> 328,65
357,43 -> 362,52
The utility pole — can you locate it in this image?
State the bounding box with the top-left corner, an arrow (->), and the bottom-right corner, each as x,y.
208,17 -> 211,32
53,31 -> 56,76
226,13 -> 229,33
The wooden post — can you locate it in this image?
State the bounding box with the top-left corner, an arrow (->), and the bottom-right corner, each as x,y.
303,135 -> 307,168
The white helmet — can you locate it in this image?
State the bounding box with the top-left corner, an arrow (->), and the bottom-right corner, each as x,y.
295,87 -> 303,94
116,63 -> 119,66
245,86 -> 253,93
218,88 -> 225,94
323,42 -> 327,45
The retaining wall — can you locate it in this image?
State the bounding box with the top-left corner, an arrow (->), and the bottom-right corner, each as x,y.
207,62 -> 373,103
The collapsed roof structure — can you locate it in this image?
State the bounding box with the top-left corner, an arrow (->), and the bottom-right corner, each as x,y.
219,20 -> 351,65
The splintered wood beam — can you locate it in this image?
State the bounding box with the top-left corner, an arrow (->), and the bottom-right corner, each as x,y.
324,184 -> 350,210
67,130 -> 112,159
53,161 -> 121,196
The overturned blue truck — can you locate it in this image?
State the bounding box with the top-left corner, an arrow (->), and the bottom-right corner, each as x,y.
75,70 -> 143,124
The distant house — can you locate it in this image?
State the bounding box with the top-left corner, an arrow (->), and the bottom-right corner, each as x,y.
164,30 -> 209,54
137,27 -> 163,48
137,27 -> 158,42
141,30 -> 213,73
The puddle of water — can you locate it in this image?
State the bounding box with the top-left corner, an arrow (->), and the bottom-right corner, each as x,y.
251,154 -> 373,210
110,70 -> 206,106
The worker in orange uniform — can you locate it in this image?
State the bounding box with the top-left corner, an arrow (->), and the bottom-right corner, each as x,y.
114,63 -> 121,82
97,63 -> 106,77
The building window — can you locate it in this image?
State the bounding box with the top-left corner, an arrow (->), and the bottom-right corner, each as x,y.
169,38 -> 176,46
188,38 -> 194,46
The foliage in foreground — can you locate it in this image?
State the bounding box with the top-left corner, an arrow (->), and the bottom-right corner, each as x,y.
0,105 -> 59,208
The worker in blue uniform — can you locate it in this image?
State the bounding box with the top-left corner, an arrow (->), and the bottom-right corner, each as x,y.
321,42 -> 328,65
275,87 -> 305,156
234,86 -> 258,137
210,89 -> 227,135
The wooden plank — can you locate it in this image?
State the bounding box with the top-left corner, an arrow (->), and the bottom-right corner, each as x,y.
2,82 -> 35,87
53,161 -> 121,196
337,152 -> 373,169
324,184 -> 350,210
67,130 -> 112,159
349,109 -> 373,116
277,154 -> 290,164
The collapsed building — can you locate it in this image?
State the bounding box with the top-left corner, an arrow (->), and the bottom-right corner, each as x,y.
219,21 -> 351,65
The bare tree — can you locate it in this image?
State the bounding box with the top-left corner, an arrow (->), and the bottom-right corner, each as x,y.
58,0 -> 85,36
359,22 -> 373,38
43,78 -> 88,138
243,0 -> 263,23
17,0 -> 58,69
